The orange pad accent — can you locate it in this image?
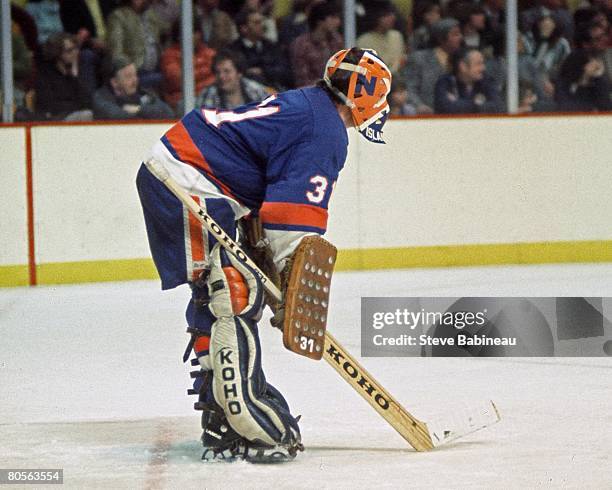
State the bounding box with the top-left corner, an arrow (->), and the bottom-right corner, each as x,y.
222,266 -> 249,314
194,335 -> 210,353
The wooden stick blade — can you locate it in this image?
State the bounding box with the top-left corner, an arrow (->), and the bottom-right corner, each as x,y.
324,332 -> 500,451
427,400 -> 501,448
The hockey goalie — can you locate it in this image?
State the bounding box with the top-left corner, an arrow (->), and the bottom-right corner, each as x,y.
136,48 -> 392,462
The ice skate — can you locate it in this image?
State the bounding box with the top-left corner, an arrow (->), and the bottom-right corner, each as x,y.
199,402 -> 303,463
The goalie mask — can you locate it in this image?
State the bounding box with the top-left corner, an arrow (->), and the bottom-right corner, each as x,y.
323,48 -> 392,144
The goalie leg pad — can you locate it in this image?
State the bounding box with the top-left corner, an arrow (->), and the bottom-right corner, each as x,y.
207,244 -> 264,320
210,315 -> 301,448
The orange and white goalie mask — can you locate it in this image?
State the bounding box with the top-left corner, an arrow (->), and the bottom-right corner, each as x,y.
323,48 -> 392,144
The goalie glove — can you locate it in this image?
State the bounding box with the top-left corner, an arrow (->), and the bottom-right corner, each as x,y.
275,236 -> 337,360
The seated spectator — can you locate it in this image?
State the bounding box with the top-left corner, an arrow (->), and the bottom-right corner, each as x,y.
457,4 -> 491,53
434,47 -> 504,114
150,0 -> 180,35
194,49 -> 270,109
161,21 -> 216,111
26,0 -> 63,45
575,6 -> 610,35
356,1 -> 406,75
59,0 -> 115,50
389,79 -> 417,115
555,50 -> 612,111
107,0 -> 165,91
240,0 -> 278,43
11,23 -> 34,120
11,4 -> 40,56
290,2 -> 343,88
278,0 -> 317,53
486,34 -> 557,112
482,0 -> 505,41
517,80 -> 540,113
409,1 -> 442,51
195,0 -> 238,50
35,33 -> 93,121
93,56 -> 174,119
59,0 -> 116,94
574,18 -> 612,86
522,14 -> 571,99
520,0 -> 573,42
405,18 -> 464,113
231,8 -> 290,90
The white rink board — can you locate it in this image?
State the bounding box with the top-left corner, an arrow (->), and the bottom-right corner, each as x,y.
362,116 -> 612,247
1,115 -> 611,266
325,130 -> 361,249
31,124 -> 171,263
0,128 -> 27,266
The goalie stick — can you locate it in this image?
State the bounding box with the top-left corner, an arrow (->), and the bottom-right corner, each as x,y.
144,158 -> 501,451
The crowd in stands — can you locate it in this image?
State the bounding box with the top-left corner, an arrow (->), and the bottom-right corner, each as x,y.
3,0 -> 611,121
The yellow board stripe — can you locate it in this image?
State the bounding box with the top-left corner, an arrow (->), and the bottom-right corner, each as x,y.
335,240 -> 612,271
35,258 -> 160,285
1,240 -> 611,287
0,265 -> 30,287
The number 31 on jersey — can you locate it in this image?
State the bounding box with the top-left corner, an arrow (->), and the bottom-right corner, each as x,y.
306,175 -> 336,204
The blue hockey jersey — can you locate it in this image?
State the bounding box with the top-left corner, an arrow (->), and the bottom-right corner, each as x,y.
160,86 -> 349,235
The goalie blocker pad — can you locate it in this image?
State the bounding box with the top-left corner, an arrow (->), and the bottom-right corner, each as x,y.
282,236 -> 337,360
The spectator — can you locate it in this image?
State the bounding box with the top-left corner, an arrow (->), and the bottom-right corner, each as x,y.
195,0 -> 238,49
59,0 -> 116,93
231,8 -> 290,90
35,33 -> 93,120
555,50 -> 612,111
278,0 -> 319,53
573,6 -> 609,34
517,79 -> 540,113
434,47 -> 504,113
290,2 -> 343,87
194,49 -> 270,109
405,17 -> 464,113
26,0 -> 63,45
409,1 -> 442,51
575,19 -> 612,84
521,0 -> 574,42
107,0 -> 165,91
150,0 -> 180,34
457,4 -> 491,53
12,23 -> 34,119
389,79 -> 417,115
486,34 -> 557,111
161,20 -> 216,111
522,14 -> 571,101
11,4 -> 40,55
59,0 -> 116,50
482,0 -> 505,39
240,0 -> 278,43
93,56 -> 174,119
356,1 -> 406,75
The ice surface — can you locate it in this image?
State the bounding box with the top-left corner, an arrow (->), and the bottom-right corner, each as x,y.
1,264 -> 611,489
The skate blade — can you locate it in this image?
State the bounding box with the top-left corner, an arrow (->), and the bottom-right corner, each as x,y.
243,445 -> 298,464
202,444 -> 300,464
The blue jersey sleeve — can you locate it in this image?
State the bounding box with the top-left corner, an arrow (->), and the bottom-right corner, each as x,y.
260,143 -> 340,234
259,88 -> 348,235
